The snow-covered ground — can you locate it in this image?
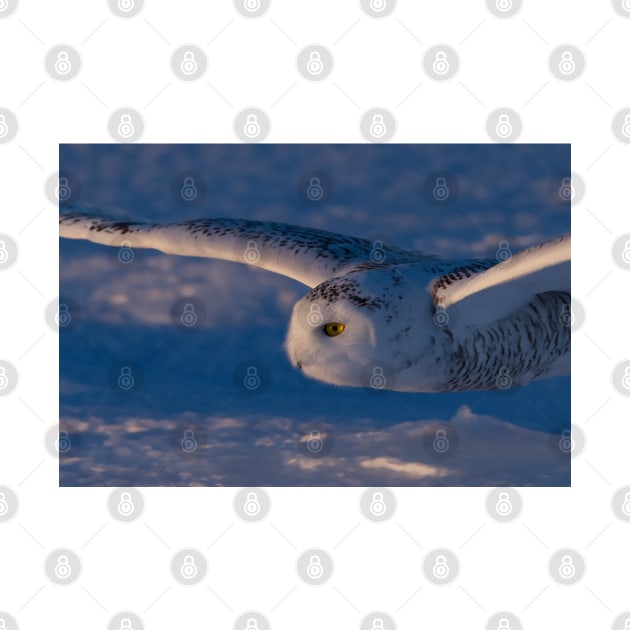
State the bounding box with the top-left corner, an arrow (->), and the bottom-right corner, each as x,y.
59,144 -> 570,486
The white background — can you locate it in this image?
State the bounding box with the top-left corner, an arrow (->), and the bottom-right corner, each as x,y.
1,0 -> 629,628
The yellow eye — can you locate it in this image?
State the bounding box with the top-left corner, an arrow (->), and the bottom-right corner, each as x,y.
323,322 -> 345,337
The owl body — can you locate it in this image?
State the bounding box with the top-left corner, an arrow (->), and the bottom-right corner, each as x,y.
60,210 -> 570,393
286,264 -> 570,393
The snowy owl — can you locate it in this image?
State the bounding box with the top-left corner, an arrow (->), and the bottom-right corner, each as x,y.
60,209 -> 570,393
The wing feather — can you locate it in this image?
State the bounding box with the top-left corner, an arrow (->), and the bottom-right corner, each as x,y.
432,234 -> 570,329
60,207 -> 432,288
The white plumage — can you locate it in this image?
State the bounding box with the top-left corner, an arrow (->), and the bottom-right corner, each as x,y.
60,208 -> 570,393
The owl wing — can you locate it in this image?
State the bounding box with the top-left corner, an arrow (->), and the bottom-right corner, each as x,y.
431,234 -> 570,329
60,207 -> 431,288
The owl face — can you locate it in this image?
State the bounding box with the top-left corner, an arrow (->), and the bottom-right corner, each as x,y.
284,278 -> 380,388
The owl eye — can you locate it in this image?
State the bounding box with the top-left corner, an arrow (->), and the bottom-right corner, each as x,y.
323,322 -> 345,337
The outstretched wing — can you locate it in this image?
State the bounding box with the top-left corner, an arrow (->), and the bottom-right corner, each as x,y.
432,234 -> 570,329
60,207 -> 431,288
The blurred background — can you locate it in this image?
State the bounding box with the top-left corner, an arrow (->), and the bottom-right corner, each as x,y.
59,143 -> 570,486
